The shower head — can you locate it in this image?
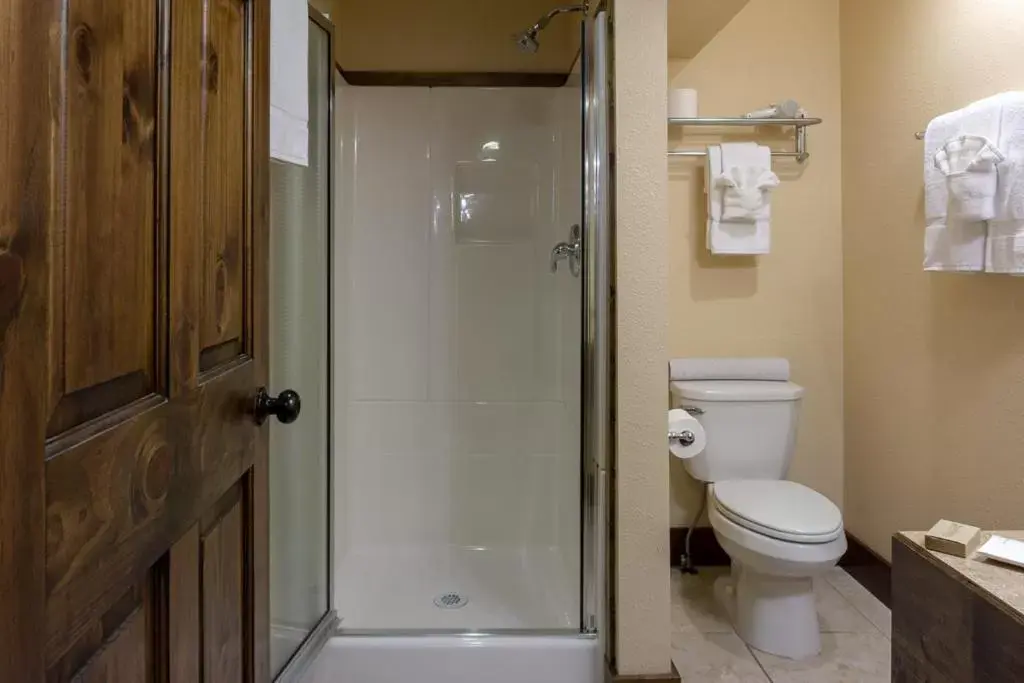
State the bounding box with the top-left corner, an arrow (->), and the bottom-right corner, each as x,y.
515,28 -> 541,53
513,3 -> 588,53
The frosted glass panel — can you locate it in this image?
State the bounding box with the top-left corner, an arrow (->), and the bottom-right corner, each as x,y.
269,18 -> 330,676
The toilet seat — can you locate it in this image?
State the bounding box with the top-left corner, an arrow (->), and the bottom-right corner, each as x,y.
711,480 -> 843,544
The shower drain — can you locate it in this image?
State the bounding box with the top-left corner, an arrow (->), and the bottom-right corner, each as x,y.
433,592 -> 469,609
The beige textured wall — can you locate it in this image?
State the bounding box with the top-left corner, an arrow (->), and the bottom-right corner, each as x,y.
667,0 -> 749,59
668,0 -> 844,527
841,0 -> 1024,560
613,0 -> 672,676
313,0 -> 578,73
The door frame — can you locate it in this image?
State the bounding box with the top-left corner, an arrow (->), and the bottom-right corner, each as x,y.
270,5 -> 338,682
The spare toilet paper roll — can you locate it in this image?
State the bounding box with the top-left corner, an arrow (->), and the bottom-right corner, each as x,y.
668,409 -> 707,460
668,89 -> 698,119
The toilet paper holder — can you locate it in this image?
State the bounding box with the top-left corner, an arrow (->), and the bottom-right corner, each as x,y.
668,406 -> 703,447
669,430 -> 696,447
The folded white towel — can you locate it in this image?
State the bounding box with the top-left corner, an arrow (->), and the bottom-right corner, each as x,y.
705,143 -> 773,255
924,221 -> 987,272
923,96 -> 1003,271
986,221 -> 1024,273
934,135 -> 1003,221
669,357 -> 790,382
993,92 -> 1024,219
986,92 -> 1024,274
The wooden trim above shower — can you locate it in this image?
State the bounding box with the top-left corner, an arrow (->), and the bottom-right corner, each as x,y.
339,71 -> 570,88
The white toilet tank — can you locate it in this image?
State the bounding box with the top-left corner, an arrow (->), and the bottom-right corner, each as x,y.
671,380 -> 804,483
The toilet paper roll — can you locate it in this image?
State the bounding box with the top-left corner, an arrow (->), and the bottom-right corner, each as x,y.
668,409 -> 707,460
668,89 -> 698,119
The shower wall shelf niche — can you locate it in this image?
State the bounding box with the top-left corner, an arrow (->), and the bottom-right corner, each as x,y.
668,116 -> 823,163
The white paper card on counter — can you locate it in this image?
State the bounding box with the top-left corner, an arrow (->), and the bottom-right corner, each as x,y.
976,535 -> 1024,570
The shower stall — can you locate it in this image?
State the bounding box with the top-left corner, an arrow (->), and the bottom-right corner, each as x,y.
332,78 -> 584,631
270,5 -> 613,683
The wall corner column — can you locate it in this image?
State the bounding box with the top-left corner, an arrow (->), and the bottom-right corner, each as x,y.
612,0 -> 672,675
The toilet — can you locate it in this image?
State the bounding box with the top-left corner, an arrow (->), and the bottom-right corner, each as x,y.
671,363 -> 845,660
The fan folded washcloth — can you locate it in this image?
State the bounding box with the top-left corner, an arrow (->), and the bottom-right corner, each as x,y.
923,95 -> 1003,271
714,165 -> 779,221
933,134 -> 1004,222
705,143 -> 775,255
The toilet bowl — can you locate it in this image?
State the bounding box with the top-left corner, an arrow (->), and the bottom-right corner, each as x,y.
707,480 -> 845,660
669,359 -> 846,660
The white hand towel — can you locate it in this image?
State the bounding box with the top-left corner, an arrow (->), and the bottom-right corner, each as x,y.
933,135 -> 1003,221
705,143 -> 773,255
986,92 -> 1024,274
270,0 -> 309,166
923,96 -> 1003,271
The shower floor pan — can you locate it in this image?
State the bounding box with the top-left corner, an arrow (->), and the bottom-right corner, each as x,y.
305,634 -> 600,683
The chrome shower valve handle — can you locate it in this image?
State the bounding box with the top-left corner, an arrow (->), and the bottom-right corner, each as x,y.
550,223 -> 582,277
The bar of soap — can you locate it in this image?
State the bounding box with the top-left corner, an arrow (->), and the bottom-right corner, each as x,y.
925,519 -> 982,558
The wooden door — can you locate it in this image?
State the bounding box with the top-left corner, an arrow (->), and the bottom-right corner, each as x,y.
0,0 -> 272,681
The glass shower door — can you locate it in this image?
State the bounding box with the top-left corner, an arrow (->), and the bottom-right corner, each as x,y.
268,10 -> 334,679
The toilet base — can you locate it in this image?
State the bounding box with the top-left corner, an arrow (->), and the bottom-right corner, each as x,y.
715,563 -> 821,660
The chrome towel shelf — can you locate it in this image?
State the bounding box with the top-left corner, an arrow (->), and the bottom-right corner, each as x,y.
668,116 -> 823,163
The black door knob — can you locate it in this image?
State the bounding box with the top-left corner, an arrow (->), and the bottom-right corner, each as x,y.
253,387 -> 301,425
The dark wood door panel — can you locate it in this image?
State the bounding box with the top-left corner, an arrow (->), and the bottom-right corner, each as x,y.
46,582 -> 150,683
199,0 -> 248,369
48,0 -> 161,438
79,611 -> 148,683
0,0 -> 270,678
44,364 -> 259,664
169,526 -> 202,683
66,604 -> 150,683
167,483 -> 256,683
171,0 -> 253,385
168,0 -> 206,396
202,486 -> 247,683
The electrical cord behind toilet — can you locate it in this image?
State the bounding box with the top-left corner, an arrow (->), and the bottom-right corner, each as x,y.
681,483 -> 710,574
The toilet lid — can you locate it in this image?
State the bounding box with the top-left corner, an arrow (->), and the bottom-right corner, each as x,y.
712,480 -> 843,544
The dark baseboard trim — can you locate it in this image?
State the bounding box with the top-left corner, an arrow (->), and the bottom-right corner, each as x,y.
840,533 -> 892,608
339,71 -> 570,88
669,527 -> 892,608
669,526 -> 730,567
606,660 -> 680,683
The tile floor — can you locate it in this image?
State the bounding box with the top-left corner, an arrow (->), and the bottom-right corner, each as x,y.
672,567 -> 891,683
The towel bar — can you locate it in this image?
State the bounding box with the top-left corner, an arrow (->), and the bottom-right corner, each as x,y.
668,116 -> 823,164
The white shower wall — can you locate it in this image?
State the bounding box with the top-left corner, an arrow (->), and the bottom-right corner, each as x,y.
334,82 -> 582,630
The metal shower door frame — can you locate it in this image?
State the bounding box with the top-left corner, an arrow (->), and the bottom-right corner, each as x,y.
272,6 -> 339,682
580,7 -> 612,652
